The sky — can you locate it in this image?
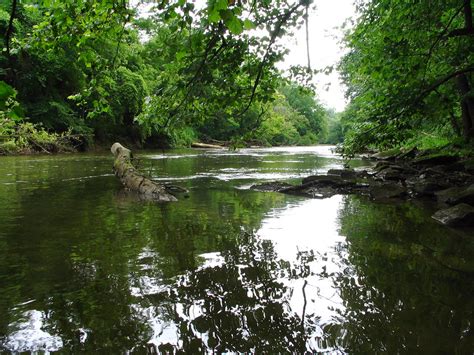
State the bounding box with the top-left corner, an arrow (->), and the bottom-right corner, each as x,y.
278,0 -> 357,112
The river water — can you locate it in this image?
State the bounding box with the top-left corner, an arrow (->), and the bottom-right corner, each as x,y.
0,146 -> 473,353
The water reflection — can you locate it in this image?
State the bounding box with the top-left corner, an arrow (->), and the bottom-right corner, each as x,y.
331,196 -> 474,353
139,233 -> 315,353
3,310 -> 63,352
1,148 -> 474,353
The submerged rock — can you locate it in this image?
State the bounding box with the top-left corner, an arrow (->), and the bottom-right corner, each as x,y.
410,178 -> 450,197
285,185 -> 337,199
269,171 -> 372,199
432,203 -> 474,227
250,181 -> 293,192
370,183 -> 407,200
250,151 -> 474,230
435,184 -> 474,206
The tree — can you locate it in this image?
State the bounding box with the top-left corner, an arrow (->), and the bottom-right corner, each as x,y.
135,0 -> 312,144
1,0 -> 318,148
340,0 -> 474,153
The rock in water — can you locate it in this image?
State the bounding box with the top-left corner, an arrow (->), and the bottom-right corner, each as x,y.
370,183 -> 407,200
250,181 -> 293,192
432,203 -> 474,227
435,184 -> 474,206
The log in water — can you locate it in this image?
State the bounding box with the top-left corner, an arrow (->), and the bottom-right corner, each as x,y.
111,142 -> 179,201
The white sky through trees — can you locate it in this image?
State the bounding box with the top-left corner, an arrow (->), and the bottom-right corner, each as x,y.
279,0 -> 356,112
134,0 -> 356,112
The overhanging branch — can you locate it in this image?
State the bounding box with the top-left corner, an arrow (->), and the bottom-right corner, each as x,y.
237,1 -> 305,117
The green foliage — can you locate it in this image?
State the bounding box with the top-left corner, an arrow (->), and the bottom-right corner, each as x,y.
0,120 -> 80,154
1,0 -> 324,150
0,82 -> 84,154
280,84 -> 327,137
123,0 -> 316,146
256,95 -> 302,146
324,110 -> 344,144
340,0 -> 474,154
252,83 -> 329,146
0,81 -> 22,122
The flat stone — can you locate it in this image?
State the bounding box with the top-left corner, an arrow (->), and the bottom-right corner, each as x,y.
432,203 -> 474,227
435,184 -> 474,206
412,179 -> 450,196
375,167 -> 406,181
370,183 -> 407,200
302,175 -> 353,187
414,154 -> 459,166
327,168 -> 357,179
250,181 -> 293,192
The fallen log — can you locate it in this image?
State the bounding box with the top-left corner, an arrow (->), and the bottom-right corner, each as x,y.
191,142 -> 225,149
111,142 -> 185,202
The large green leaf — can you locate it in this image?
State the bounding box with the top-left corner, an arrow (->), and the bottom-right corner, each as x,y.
0,81 -> 16,111
224,15 -> 243,35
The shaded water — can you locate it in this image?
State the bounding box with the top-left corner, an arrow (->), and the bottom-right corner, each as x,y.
0,146 -> 473,353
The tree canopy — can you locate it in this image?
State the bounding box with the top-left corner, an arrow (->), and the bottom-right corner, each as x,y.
2,0 -> 471,154
340,0 -> 474,154
1,0 -> 336,152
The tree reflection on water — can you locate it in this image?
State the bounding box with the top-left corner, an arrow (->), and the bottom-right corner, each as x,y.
329,196 -> 474,353
2,155 -> 474,353
138,196 -> 474,354
134,232 -> 327,353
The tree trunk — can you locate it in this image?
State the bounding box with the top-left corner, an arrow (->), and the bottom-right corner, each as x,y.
4,0 -> 17,85
111,142 -> 184,201
4,0 -> 17,58
456,74 -> 474,140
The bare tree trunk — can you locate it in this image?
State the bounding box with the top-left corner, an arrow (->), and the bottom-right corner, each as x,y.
111,142 -> 183,201
4,0 -> 17,58
4,0 -> 17,84
449,0 -> 474,36
456,74 -> 474,140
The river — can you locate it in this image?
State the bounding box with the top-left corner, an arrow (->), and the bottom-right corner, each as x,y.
0,146 -> 473,353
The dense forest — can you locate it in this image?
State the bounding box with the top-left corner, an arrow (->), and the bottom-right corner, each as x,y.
0,0 -> 473,155
340,0 -> 474,155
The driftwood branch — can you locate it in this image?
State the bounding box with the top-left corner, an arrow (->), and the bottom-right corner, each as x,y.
111,142 -> 186,202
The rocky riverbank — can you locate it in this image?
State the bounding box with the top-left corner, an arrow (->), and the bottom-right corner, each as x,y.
251,150 -> 474,227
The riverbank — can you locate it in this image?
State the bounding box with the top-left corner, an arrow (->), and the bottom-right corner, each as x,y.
0,124 -> 89,155
252,148 -> 474,227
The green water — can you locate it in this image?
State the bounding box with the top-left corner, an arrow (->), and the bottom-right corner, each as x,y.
0,146 -> 473,353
